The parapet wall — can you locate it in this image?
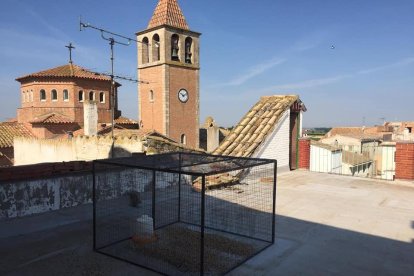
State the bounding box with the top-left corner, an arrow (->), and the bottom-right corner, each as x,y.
0,160 -> 182,220
14,136 -> 145,165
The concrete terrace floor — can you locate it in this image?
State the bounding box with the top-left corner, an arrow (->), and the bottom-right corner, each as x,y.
1,171 -> 414,275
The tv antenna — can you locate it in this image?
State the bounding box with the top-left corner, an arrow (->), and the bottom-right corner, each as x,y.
79,16 -> 151,157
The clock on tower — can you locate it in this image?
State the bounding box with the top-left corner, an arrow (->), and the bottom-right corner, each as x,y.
136,0 -> 200,148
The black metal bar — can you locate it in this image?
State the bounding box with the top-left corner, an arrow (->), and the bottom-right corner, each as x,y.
177,156 -> 234,169
200,175 -> 206,276
92,161 -> 97,250
95,250 -> 168,276
182,221 -> 273,244
92,159 -> 205,176
184,151 -> 277,163
95,236 -> 131,251
152,170 -> 156,229
203,162 -> 272,176
178,152 -> 182,222
94,157 -> 273,177
154,220 -> 178,231
272,161 -> 277,244
222,242 -> 274,275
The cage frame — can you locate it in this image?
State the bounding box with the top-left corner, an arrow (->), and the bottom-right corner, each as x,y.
93,152 -> 277,275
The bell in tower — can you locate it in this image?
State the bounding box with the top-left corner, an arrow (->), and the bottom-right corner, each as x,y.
171,34 -> 180,61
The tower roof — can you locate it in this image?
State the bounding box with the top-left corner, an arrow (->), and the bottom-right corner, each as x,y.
148,0 -> 189,30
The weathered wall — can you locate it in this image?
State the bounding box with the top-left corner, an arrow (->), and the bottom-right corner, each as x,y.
0,161 -> 183,220
14,136 -> 144,165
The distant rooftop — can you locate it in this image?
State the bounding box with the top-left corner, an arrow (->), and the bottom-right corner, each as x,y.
0,122 -> 34,148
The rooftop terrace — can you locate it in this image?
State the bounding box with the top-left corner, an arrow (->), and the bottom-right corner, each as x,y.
1,171 -> 413,275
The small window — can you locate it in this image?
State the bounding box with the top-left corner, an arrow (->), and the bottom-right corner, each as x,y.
152,34 -> 160,62
30,90 -> 33,102
40,89 -> 46,101
181,134 -> 187,145
408,127 -> 412,133
89,91 -> 95,101
149,90 -> 154,102
51,89 -> 58,101
63,89 -> 69,101
79,90 -> 84,102
99,92 -> 105,103
142,37 -> 149,64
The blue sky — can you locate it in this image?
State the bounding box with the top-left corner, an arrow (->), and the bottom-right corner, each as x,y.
0,0 -> 413,127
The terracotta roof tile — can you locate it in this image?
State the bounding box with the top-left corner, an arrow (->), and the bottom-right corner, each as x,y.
148,0 -> 189,30
16,63 -> 112,82
114,116 -> 139,125
213,95 -> 300,157
30,113 -> 75,124
325,127 -> 388,140
0,122 -> 34,148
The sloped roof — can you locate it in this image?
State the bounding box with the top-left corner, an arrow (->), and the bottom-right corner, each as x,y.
342,151 -> 372,166
16,63 -> 113,82
148,0 -> 189,30
213,95 -> 300,157
311,140 -> 341,152
0,122 -> 34,148
30,113 -> 75,124
325,127 -> 387,140
114,116 -> 139,125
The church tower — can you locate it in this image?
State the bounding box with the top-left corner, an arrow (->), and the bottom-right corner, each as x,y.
137,0 -> 200,148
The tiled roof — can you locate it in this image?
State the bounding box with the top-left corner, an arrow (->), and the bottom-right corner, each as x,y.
0,122 -> 34,148
114,116 -> 139,125
213,95 -> 300,157
326,127 -> 387,140
148,0 -> 189,30
342,151 -> 372,166
16,63 -> 112,82
30,113 -> 75,124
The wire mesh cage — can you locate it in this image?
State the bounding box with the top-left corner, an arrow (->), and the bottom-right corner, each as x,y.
93,152 -> 276,275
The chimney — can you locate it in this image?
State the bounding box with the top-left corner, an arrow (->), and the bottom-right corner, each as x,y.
204,117 -> 219,152
84,101 -> 98,136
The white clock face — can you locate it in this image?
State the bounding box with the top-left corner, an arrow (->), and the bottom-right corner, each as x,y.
178,89 -> 189,103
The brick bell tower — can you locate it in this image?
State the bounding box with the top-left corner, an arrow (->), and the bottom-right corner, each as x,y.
137,0 -> 200,148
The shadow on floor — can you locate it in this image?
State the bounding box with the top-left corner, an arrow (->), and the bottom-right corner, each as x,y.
0,204 -> 413,276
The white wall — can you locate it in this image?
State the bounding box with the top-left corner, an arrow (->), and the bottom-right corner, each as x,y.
320,135 -> 361,152
14,136 -> 144,166
380,145 -> 396,180
253,109 -> 290,168
310,145 -> 342,173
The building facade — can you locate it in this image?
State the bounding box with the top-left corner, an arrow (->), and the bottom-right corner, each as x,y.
137,0 -> 200,148
15,63 -> 121,138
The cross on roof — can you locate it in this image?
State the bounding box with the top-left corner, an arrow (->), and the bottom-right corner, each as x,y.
65,43 -> 75,63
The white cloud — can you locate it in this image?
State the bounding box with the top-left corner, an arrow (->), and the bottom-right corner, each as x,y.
264,74 -> 351,91
358,57 -> 414,74
260,56 -> 414,92
222,58 -> 286,86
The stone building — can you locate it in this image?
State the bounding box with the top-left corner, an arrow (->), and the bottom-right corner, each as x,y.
137,0 -> 201,148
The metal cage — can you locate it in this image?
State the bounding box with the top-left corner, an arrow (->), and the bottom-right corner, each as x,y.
93,152 -> 277,275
